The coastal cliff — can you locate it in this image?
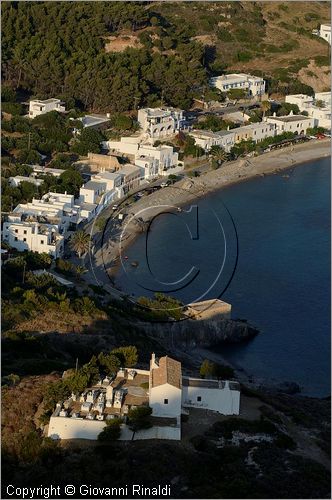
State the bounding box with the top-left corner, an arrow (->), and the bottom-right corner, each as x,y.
139,317 -> 258,348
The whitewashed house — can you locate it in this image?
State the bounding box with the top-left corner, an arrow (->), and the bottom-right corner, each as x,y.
189,129 -> 235,152
2,220 -> 64,257
137,107 -> 185,139
137,144 -> 180,176
307,106 -> 331,129
2,192 -> 80,257
135,155 -> 159,179
30,165 -> 65,178
28,98 -> 65,119
103,138 -> 181,176
118,164 -> 141,193
316,24 -> 331,45
79,180 -> 108,205
285,93 -> 331,129
315,91 -> 331,108
210,73 -> 266,97
265,111 -> 314,135
233,122 -> 276,143
285,94 -> 314,111
149,354 -> 182,420
47,353 -> 240,442
103,136 -> 141,156
182,378 -> 240,415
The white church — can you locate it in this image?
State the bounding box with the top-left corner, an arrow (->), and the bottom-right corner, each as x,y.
48,353 -> 240,441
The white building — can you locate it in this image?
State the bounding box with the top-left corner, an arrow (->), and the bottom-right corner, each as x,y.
233,122 -> 276,143
30,165 -> 65,178
306,106 -> 331,129
315,91 -> 331,108
79,173 -> 122,217
285,94 -> 314,111
47,353 -> 240,442
28,98 -> 65,119
286,93 -> 331,129
79,180 -> 108,205
135,155 -> 159,179
103,139 -> 180,177
8,176 -> 44,188
137,144 -> 179,176
137,107 -> 185,139
317,24 -> 331,45
75,114 -> 111,132
118,164 -> 141,193
149,354 -> 182,420
182,378 -> 240,415
266,111 -> 314,135
210,73 -> 266,97
2,192 -> 80,257
2,220 -> 64,257
103,136 -> 141,156
189,129 -> 235,152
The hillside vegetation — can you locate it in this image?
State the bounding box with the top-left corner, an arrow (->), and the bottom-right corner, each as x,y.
1,1 -> 330,113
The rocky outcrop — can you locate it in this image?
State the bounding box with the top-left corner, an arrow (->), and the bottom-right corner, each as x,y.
140,318 -> 258,348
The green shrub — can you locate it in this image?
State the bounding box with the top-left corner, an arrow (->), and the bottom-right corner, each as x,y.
314,55 -> 330,67
2,102 -> 24,115
98,420 -> 121,441
128,406 -> 152,431
237,51 -> 253,62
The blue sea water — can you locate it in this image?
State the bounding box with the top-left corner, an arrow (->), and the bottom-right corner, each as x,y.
116,158 -> 331,397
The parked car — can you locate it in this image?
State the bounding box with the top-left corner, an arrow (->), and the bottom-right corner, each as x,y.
160,182 -> 168,188
112,204 -> 119,210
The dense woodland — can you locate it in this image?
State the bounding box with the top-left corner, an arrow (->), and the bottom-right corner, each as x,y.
2,2 -> 207,110
2,1 -> 327,112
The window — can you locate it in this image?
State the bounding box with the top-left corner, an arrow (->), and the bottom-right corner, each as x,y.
197,396 -> 202,402
164,399 -> 168,405
24,230 -> 27,234
14,237 -> 18,241
41,240 -> 44,244
23,238 -> 27,242
15,229 -> 18,233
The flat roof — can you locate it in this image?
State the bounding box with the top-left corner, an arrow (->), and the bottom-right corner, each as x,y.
31,98 -> 61,104
191,129 -> 234,138
235,122 -> 274,131
187,299 -> 231,313
118,164 -> 141,175
80,115 -> 110,127
82,180 -> 106,190
96,172 -> 121,180
34,167 -> 65,174
212,73 -> 263,82
182,377 -> 240,391
269,114 -> 311,122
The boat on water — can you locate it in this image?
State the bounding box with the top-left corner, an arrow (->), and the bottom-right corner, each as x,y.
131,261 -> 139,267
